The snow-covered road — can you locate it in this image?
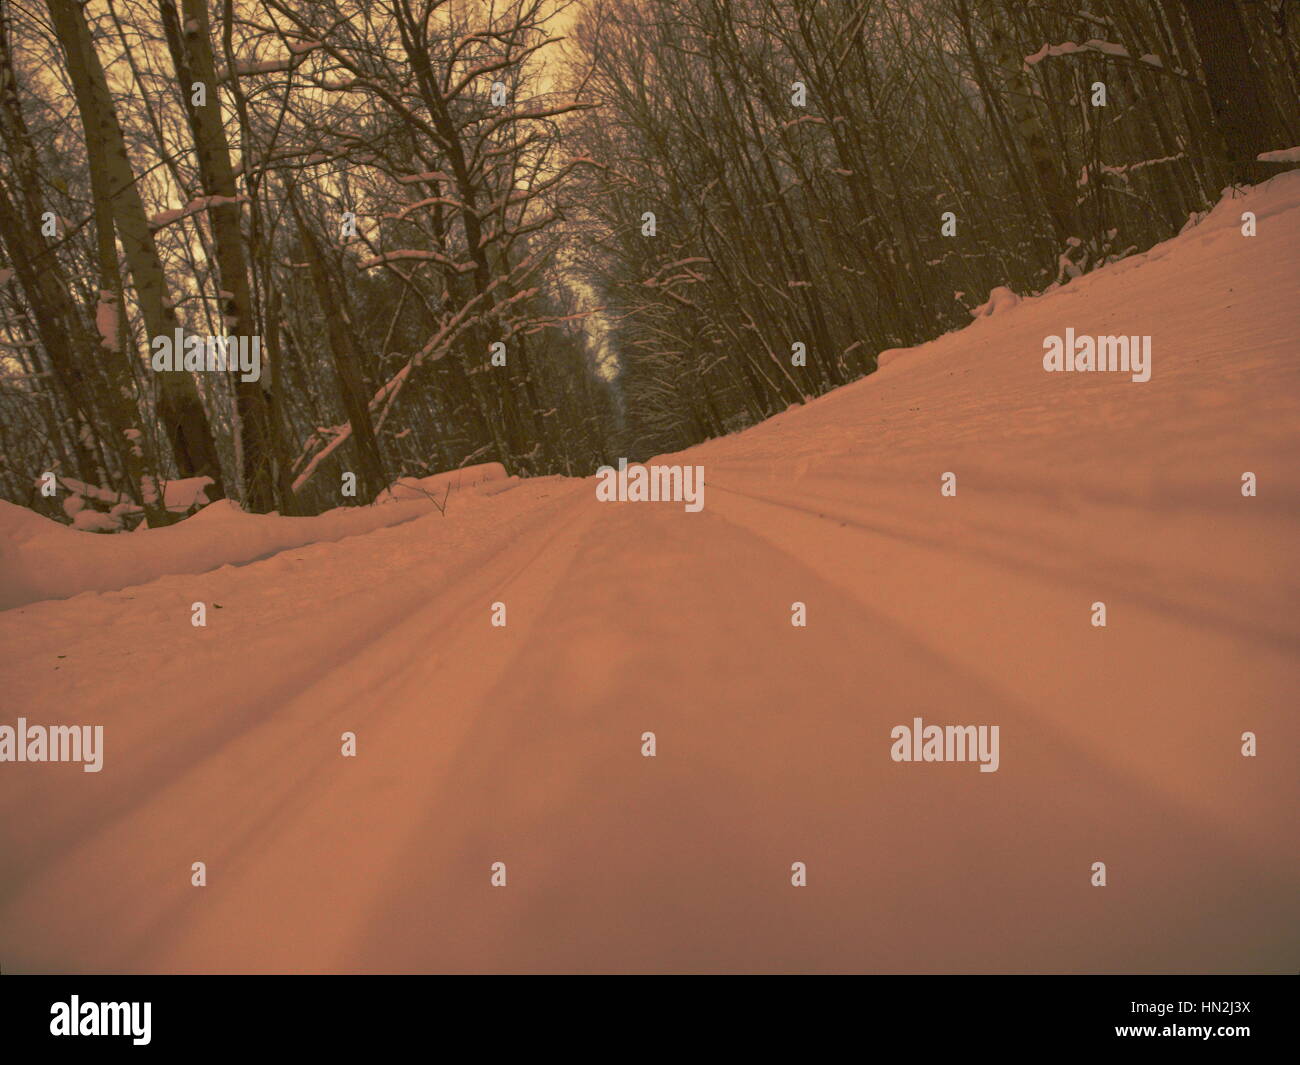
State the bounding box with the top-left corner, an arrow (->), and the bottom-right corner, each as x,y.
2,174 -> 1298,973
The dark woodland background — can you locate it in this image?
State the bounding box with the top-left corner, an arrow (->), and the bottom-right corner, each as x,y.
0,0 -> 1295,528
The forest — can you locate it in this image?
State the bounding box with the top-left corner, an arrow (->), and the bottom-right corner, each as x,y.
0,0 -> 1295,529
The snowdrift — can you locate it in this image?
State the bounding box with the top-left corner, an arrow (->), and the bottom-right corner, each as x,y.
865,171 -> 1297,376
0,463 -> 507,611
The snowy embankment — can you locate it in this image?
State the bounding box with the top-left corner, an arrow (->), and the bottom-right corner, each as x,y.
0,463 -> 507,611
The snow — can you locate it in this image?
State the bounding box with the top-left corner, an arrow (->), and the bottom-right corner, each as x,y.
71,509 -> 122,534
0,174 -> 1297,973
397,171 -> 455,184
968,285 -> 1020,318
1096,153 -> 1186,180
234,59 -> 296,76
1024,39 -> 1161,67
230,41 -> 322,76
148,195 -> 250,232
356,250 -> 475,273
0,464 -> 511,610
384,196 -> 467,220
372,462 -> 507,504
162,476 -> 214,513
95,293 -> 119,352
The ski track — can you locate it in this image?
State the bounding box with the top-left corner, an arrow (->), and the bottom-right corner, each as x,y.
1,174 -> 1298,973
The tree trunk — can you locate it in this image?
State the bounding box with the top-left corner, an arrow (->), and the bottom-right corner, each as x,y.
45,0 -> 226,498
22,2 -> 173,524
159,0 -> 276,511
291,196 -> 388,504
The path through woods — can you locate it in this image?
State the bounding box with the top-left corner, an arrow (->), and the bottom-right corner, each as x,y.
1,174 -> 1297,973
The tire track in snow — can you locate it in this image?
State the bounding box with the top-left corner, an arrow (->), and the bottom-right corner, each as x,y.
0,482 -> 596,971
701,477 -> 1298,848
331,492 -> 1295,973
706,475 -> 1300,656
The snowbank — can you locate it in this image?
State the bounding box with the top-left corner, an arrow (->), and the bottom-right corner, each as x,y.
372,461 -> 506,503
872,172 -> 1299,376
876,286 -> 1021,370
0,463 -> 509,611
968,285 -> 1021,318
1258,146 -> 1300,164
